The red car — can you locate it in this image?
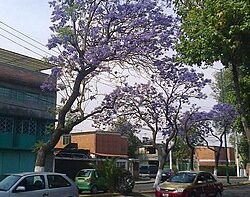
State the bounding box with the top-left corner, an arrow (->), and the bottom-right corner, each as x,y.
155,171 -> 223,197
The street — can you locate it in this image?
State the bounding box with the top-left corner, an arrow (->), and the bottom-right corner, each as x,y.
80,185 -> 250,197
79,177 -> 250,197
133,177 -> 249,193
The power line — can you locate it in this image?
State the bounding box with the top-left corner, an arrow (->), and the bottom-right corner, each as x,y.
0,20 -> 59,55
0,26 -> 53,56
0,33 -> 44,58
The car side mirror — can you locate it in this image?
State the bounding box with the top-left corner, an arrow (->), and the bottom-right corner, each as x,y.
15,186 -> 26,192
197,180 -> 206,184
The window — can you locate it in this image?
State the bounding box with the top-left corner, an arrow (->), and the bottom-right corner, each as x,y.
16,175 -> 45,191
146,146 -> 156,154
0,116 -> 14,133
205,173 -> 216,183
15,119 -> 37,135
116,161 -> 126,169
47,175 -> 71,188
62,135 -> 71,145
197,174 -> 206,183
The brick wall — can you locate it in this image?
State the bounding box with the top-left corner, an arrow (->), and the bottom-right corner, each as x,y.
195,146 -> 235,167
56,132 -> 128,157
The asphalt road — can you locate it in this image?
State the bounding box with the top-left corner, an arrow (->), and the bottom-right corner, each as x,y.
134,176 -> 249,192
79,177 -> 250,197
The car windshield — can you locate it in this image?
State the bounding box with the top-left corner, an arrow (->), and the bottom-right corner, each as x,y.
0,175 -> 21,191
77,170 -> 93,177
169,172 -> 196,183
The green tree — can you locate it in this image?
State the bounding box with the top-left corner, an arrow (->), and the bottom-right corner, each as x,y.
110,117 -> 141,158
213,68 -> 250,166
174,0 -> 250,159
172,136 -> 190,169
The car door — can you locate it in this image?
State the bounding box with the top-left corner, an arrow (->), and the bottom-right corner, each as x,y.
11,175 -> 48,197
195,173 -> 207,197
204,173 -> 217,196
46,174 -> 74,197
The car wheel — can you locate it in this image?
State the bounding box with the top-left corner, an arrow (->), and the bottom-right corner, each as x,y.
215,190 -> 222,197
91,185 -> 98,194
78,189 -> 82,194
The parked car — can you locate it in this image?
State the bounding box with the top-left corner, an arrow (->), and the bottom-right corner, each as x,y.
0,172 -> 79,197
139,165 -> 158,178
155,171 -> 223,197
75,169 -> 108,194
161,169 -> 174,182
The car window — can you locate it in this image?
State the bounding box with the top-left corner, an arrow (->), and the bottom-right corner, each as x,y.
205,173 -> 216,183
94,171 -> 99,178
77,170 -> 92,177
47,175 -> 71,189
139,166 -> 149,173
197,174 -> 206,183
148,165 -> 157,173
169,173 -> 196,183
0,175 -> 21,191
16,175 -> 45,191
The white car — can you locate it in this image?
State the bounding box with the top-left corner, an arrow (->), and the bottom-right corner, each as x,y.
0,172 -> 79,197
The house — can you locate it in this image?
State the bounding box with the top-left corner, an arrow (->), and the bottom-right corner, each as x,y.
56,131 -> 128,158
195,146 -> 235,169
54,131 -> 131,179
0,48 -> 55,179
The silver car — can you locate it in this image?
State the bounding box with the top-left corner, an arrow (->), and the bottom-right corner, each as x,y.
0,172 -> 79,197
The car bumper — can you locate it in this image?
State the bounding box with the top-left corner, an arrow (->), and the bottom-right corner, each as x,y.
155,190 -> 189,197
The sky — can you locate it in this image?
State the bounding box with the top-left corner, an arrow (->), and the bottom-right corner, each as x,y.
0,0 -> 53,58
0,0 -> 225,142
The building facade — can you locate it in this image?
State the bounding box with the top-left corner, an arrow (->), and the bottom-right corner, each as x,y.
195,146 -> 235,168
56,131 -> 128,158
0,49 -> 55,179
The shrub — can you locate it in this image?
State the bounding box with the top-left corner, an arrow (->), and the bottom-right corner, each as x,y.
97,158 -> 134,194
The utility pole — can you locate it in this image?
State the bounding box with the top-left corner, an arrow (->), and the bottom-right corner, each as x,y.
221,69 -> 230,184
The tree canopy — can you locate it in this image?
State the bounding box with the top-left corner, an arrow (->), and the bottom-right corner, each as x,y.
174,0 -> 250,67
35,0 -> 178,171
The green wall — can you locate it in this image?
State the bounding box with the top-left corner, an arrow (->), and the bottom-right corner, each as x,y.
0,150 -> 35,179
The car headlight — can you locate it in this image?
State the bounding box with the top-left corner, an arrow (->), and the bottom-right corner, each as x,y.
175,188 -> 185,192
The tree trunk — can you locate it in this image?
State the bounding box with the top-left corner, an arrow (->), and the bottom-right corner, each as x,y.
34,145 -> 47,172
153,145 -> 168,188
190,147 -> 194,171
34,128 -> 65,172
214,149 -> 221,176
231,63 -> 250,164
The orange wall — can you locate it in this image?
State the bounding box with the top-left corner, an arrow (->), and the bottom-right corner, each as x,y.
72,134 -> 96,153
195,146 -> 235,166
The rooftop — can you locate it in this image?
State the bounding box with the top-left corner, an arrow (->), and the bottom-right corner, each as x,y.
0,48 -> 53,71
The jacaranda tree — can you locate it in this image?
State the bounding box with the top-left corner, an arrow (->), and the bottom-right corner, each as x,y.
180,103 -> 237,175
179,106 -> 209,171
93,60 -> 211,187
36,0 -> 178,172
